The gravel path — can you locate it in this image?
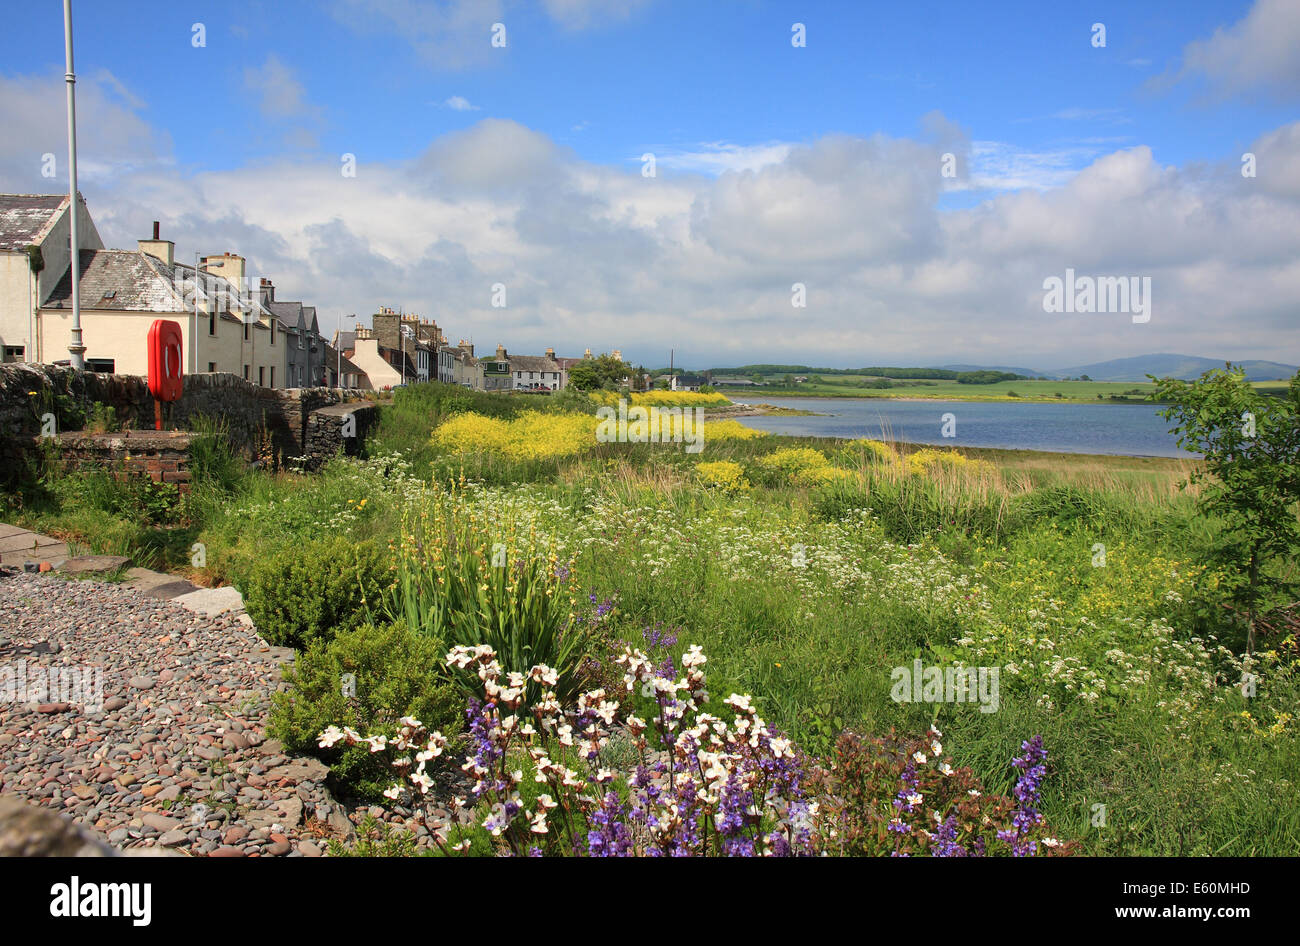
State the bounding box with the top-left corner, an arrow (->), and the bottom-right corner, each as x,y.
0,570 -> 438,856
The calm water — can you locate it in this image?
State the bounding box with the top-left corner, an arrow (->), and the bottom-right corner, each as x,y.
729,397 -> 1195,458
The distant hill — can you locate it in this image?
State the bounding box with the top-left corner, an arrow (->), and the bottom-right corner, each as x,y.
1051,353 -> 1297,382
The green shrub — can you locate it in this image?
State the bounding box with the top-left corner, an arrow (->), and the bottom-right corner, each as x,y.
269,620 -> 462,801
241,536 -> 389,649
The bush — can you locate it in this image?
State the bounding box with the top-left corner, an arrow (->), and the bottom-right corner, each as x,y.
696,460 -> 750,492
809,728 -> 1077,856
241,536 -> 389,650
269,620 -> 462,801
376,490 -> 592,707
754,447 -> 850,488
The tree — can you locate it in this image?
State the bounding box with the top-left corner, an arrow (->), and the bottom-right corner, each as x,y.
566,354 -> 632,392
1151,366 -> 1300,653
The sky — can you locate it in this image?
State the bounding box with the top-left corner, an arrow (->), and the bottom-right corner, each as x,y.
1,0 -> 1297,371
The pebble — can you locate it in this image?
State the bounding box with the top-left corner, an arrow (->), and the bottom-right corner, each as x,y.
0,572 -> 454,858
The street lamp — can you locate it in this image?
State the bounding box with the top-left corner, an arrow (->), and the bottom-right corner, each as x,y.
63,0 -> 85,370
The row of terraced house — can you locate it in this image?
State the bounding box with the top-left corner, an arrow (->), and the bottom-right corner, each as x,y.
1,193 -> 615,393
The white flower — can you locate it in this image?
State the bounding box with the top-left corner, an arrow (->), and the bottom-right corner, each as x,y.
913,751 -> 927,764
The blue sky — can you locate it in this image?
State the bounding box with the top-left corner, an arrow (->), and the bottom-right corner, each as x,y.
2,0 -> 1297,369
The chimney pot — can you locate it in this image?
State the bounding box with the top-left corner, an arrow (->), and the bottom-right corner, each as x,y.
152,221 -> 160,240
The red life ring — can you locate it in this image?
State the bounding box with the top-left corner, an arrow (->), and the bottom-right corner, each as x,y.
147,319 -> 184,402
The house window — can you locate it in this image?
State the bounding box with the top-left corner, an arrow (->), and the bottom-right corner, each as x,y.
270,323 -> 275,345
209,309 -> 216,335
258,366 -> 265,387
243,364 -> 250,380
270,367 -> 275,387
86,358 -> 114,373
243,323 -> 250,341
3,345 -> 24,362
208,362 -> 216,372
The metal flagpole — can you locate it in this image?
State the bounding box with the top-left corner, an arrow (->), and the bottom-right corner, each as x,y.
63,0 -> 85,369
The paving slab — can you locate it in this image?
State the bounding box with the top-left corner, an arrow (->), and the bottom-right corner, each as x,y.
121,567 -> 200,599
0,532 -> 66,554
0,544 -> 69,566
56,554 -> 132,575
171,585 -> 246,617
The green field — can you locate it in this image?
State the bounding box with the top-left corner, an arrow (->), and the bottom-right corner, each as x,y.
734,376 -> 1156,402
721,375 -> 1291,404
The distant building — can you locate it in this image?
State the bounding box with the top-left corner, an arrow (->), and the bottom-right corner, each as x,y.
0,193 -> 103,364
511,352 -> 563,391
39,223 -> 281,383
671,373 -> 705,392
445,340 -> 484,389
482,345 -> 512,391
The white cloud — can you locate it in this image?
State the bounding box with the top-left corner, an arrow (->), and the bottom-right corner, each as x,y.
651,142 -> 793,176
1170,0 -> 1300,100
444,95 -> 480,111
2,80 -> 1296,368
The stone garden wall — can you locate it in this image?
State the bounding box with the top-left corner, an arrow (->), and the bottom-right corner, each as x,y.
0,363 -> 378,478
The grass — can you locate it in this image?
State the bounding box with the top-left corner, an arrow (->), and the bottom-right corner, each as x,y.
4,380 -> 1296,856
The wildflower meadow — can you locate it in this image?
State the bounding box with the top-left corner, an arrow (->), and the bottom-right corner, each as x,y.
8,378 -> 1298,857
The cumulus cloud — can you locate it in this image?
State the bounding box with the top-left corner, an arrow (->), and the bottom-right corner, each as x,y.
1,75 -> 1295,369
444,95 -> 480,111
1168,0 -> 1300,101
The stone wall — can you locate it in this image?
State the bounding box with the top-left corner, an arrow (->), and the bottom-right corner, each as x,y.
56,430 -> 195,491
0,363 -> 378,479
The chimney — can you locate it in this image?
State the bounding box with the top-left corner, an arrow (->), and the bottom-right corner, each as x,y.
138,222 -> 174,267
544,347 -> 555,361
259,277 -> 273,304
459,339 -> 473,357
202,252 -> 245,285
372,310 -> 401,351
496,344 -> 507,361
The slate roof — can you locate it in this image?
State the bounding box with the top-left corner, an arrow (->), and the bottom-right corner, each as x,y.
44,249 -> 268,324
443,346 -> 478,366
322,341 -> 363,376
267,300 -> 304,329
0,195 -> 68,252
509,355 -> 561,372
44,249 -> 185,311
